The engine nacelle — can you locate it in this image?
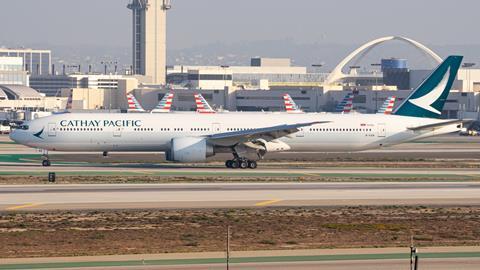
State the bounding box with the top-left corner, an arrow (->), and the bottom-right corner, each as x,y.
166,137 -> 214,162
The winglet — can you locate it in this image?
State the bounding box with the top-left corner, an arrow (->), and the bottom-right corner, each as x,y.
394,55 -> 463,118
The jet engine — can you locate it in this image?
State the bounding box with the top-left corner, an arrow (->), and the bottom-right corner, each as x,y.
166,137 -> 214,162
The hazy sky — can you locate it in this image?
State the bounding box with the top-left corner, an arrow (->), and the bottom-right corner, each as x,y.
0,0 -> 479,50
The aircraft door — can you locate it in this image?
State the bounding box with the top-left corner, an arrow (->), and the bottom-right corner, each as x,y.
211,123 -> 221,133
296,128 -> 305,137
48,123 -> 56,137
377,123 -> 386,137
113,127 -> 123,137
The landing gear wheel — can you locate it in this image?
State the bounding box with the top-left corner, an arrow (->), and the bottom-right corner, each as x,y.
231,160 -> 240,169
42,160 -> 51,167
248,160 -> 257,169
225,160 -> 233,168
239,159 -> 249,169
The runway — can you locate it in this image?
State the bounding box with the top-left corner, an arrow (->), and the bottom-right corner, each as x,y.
2,182 -> 480,211
2,247 -> 480,270
94,259 -> 480,270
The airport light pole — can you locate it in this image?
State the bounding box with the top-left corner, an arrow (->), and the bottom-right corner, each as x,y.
312,64 -> 323,72
221,65 -> 229,90
312,64 -> 323,112
371,63 -> 382,111
462,63 -> 476,92
226,225 -> 231,270
221,65 -> 230,110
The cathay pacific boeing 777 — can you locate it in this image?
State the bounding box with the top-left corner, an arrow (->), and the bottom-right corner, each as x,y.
10,56 -> 466,169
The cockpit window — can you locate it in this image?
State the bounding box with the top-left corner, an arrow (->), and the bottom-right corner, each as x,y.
19,125 -> 29,130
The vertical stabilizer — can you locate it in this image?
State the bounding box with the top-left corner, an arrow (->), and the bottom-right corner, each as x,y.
394,56 -> 462,118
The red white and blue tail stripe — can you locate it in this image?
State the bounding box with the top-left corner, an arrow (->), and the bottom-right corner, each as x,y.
127,93 -> 146,112
378,96 -> 396,115
283,94 -> 303,113
335,93 -> 354,113
194,93 -> 216,114
151,92 -> 174,113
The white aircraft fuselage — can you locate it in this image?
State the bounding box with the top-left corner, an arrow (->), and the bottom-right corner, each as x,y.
10,112 -> 459,153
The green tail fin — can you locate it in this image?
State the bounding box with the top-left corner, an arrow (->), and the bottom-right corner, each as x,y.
394,55 -> 463,118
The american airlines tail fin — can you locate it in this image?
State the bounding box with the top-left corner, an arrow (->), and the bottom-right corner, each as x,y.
151,92 -> 174,113
194,93 -> 216,114
394,55 -> 463,118
377,96 -> 396,115
335,93 -> 354,113
126,93 -> 146,113
283,94 -> 303,114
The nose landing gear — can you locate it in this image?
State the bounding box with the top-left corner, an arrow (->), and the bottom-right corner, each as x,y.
41,150 -> 51,167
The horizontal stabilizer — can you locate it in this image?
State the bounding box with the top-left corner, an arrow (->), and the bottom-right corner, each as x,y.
407,119 -> 470,131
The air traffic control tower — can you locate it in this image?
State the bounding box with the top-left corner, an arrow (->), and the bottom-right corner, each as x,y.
128,0 -> 171,85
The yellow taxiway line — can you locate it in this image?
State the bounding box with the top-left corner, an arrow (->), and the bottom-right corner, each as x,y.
255,199 -> 282,207
6,203 -> 43,211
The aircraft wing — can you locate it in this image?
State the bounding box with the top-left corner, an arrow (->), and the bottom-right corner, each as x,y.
207,121 -> 329,147
407,119 -> 471,131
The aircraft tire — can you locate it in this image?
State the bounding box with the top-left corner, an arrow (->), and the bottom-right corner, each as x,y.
239,160 -> 249,169
231,160 -> 240,169
248,160 -> 257,169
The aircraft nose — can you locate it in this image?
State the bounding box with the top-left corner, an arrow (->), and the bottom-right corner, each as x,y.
9,129 -> 19,143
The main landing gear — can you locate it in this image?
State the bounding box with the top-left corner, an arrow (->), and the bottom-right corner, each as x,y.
225,158 -> 257,169
225,149 -> 258,169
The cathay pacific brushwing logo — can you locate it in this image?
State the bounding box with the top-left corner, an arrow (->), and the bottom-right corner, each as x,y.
408,67 -> 450,115
33,128 -> 44,139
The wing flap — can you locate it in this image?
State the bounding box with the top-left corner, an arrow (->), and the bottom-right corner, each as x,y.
208,121 -> 329,147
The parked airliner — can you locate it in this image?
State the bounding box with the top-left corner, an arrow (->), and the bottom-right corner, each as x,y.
10,56 -> 466,169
